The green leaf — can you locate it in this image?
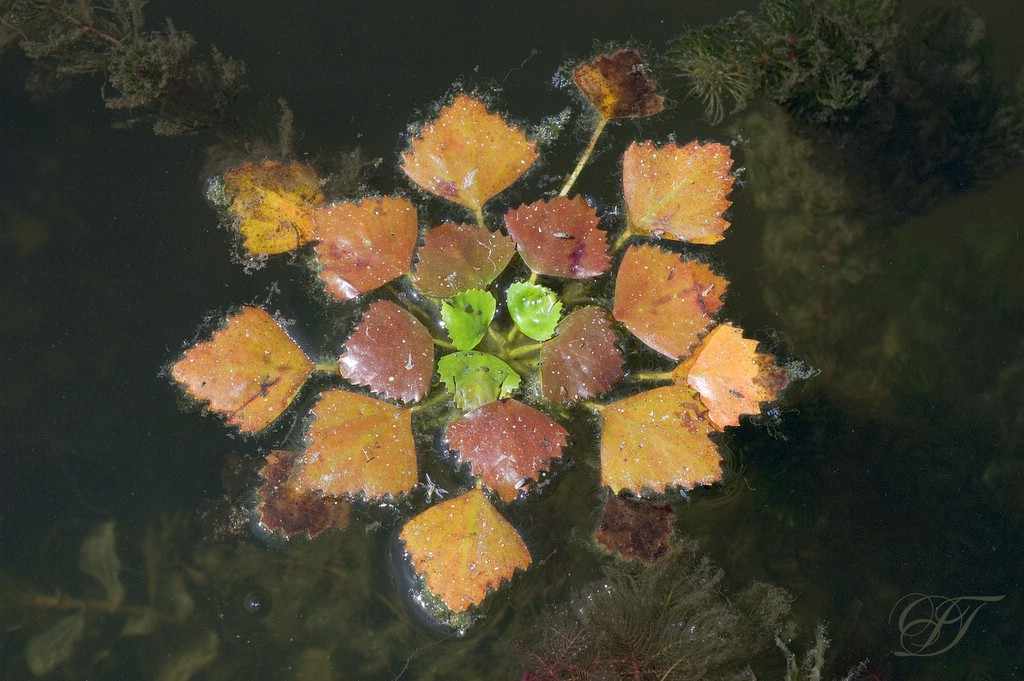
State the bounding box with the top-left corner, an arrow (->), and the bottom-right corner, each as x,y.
507,282 -> 562,341
441,289 -> 497,351
437,352 -> 521,411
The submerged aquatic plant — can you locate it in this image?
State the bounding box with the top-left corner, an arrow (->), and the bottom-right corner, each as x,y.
521,538 -> 799,681
665,0 -> 898,124
1,0 -> 292,153
169,49 -> 792,626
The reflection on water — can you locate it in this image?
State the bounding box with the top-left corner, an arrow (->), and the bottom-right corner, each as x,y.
2,0 -> 1023,679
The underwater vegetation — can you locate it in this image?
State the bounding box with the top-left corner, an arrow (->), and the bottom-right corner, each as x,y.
520,537 -> 851,681
1,519 -> 217,679
1,513 -> 861,680
1,0 -> 293,156
726,1 -> 1024,418
666,0 -> 1024,217
665,0 -> 899,125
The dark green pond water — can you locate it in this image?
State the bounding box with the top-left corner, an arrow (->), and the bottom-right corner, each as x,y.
2,1 -> 1022,679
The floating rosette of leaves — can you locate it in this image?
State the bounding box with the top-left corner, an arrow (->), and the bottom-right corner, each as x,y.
169,49 -> 793,625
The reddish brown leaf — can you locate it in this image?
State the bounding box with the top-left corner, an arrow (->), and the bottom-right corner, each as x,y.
672,322 -> 790,429
299,390 -> 417,499
171,306 -> 314,432
401,94 -> 539,213
339,300 -> 434,403
600,386 -> 722,495
539,305 -> 624,403
446,399 -> 569,502
257,450 -> 351,538
622,141 -> 734,244
503,197 -> 611,279
573,49 -> 665,120
222,160 -> 324,256
612,244 -> 727,360
312,197 -> 419,301
399,487 -> 531,612
594,493 -> 674,564
410,222 -> 516,297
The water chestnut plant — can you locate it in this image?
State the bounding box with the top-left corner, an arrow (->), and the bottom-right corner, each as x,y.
169,49 -> 791,627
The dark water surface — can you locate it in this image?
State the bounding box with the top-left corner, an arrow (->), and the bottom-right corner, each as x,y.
2,1 -> 1022,679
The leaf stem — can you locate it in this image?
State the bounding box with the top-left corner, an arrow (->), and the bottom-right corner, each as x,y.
559,117 -> 608,197
611,228 -> 633,253
506,325 -> 521,345
508,342 -> 543,359
315,362 -> 340,375
632,370 -> 674,383
36,0 -> 124,47
433,338 -> 457,351
410,389 -> 450,414
485,325 -> 505,349
24,590 -> 160,618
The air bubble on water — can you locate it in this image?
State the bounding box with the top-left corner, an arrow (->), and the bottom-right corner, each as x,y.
531,107 -> 573,145
240,252 -> 269,274
550,69 -> 573,91
205,176 -> 228,207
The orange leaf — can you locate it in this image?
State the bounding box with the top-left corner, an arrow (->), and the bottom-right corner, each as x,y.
339,300 -> 434,403
599,386 -> 722,495
503,197 -> 611,279
446,399 -> 568,502
401,95 -> 539,213
399,488 -> 531,612
257,450 -> 351,538
299,389 -> 417,499
671,322 -> 790,429
573,49 -> 665,120
312,197 -> 419,301
411,222 -> 516,297
539,305 -> 624,403
222,160 -> 324,256
612,244 -> 727,360
171,306 -> 313,432
622,141 -> 734,244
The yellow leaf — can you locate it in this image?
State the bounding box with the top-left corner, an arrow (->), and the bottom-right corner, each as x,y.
399,488 -> 531,612
222,160 -> 324,256
672,323 -> 790,429
171,307 -> 313,432
622,141 -> 734,244
401,95 -> 539,213
299,390 -> 417,499
600,386 -> 722,494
